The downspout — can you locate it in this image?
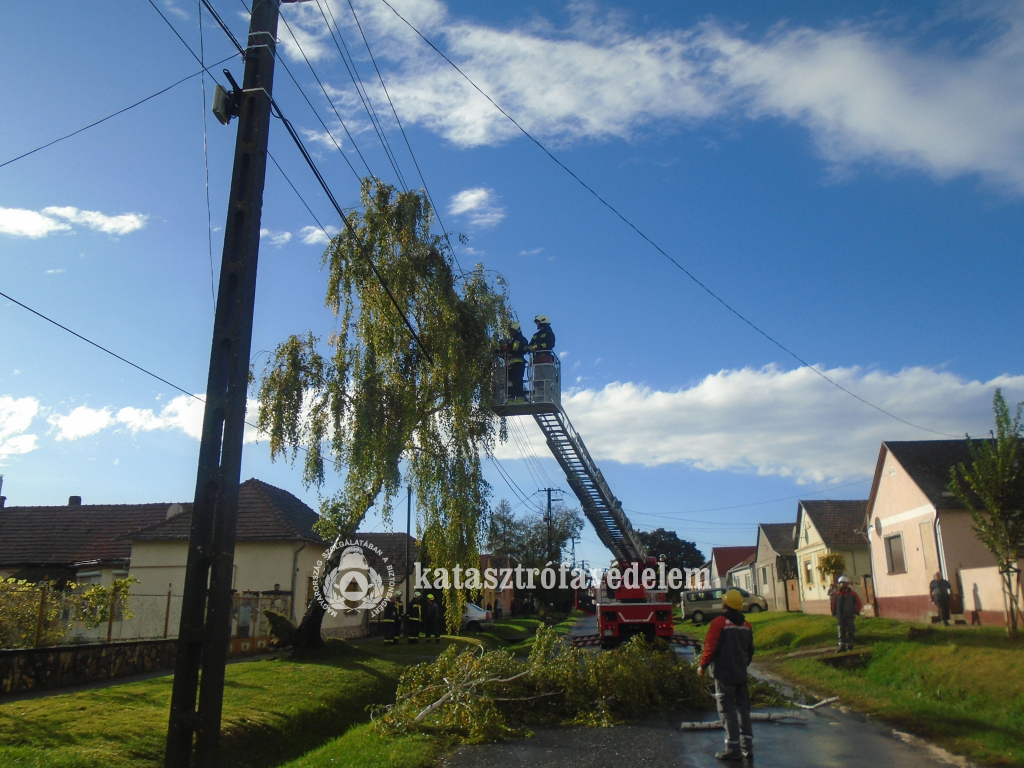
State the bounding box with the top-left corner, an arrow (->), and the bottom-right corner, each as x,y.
934,511 -> 952,609
933,512 -> 948,579
291,541 -> 307,622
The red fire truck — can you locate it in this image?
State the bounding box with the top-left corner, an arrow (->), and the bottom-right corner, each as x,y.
596,558 -> 675,647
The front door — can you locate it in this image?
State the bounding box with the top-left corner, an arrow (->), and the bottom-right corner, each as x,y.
786,578 -> 801,611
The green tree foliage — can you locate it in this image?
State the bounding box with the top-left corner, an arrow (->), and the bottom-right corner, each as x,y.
256,179 -> 513,643
816,553 -> 848,584
372,626 -> 785,742
949,389 -> 1024,638
486,498 -> 584,567
0,577 -> 138,649
636,528 -> 705,573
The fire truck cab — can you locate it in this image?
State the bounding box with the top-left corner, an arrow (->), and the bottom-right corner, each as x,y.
596,557 -> 675,648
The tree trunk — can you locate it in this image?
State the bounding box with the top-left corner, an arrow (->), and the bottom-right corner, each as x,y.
293,596 -> 328,650
1001,569 -> 1020,639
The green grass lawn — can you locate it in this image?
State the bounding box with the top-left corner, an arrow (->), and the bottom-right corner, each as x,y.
0,617 -> 571,768
690,611 -> 1024,766
0,642 -> 405,768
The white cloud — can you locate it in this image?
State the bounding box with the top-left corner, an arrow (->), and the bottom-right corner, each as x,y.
45,268 -> 66,274
0,396 -> 40,461
493,365 -> 1024,483
42,206 -> 147,235
448,187 -> 505,227
49,406 -> 114,441
260,228 -> 293,247
162,0 -> 189,20
0,205 -> 147,238
297,2 -> 1024,191
0,207 -> 71,238
45,395 -> 264,445
299,225 -> 338,245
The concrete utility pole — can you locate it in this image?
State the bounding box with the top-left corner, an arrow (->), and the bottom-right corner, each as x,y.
541,488 -> 561,562
164,1 -> 291,764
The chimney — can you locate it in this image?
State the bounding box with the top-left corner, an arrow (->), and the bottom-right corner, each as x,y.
68,495 -> 82,506
0,497 -> 5,508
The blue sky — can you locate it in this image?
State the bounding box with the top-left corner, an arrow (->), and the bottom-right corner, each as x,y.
2,0 -> 1023,565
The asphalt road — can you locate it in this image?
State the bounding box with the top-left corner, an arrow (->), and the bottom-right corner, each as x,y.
442,705 -> 965,768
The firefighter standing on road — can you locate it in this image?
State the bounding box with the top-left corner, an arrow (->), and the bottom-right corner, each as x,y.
529,315 -> 555,363
406,590 -> 423,643
501,321 -> 529,401
831,575 -> 862,652
698,589 -> 754,762
424,593 -> 441,644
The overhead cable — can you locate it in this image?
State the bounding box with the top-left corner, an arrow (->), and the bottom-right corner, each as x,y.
0,54 -> 237,171
150,0 -> 434,364
376,0 -> 958,439
343,0 -> 463,273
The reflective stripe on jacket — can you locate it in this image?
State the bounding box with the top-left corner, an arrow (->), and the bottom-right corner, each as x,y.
529,324 -> 555,351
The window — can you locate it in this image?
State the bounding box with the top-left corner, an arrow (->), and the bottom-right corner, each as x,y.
760,567 -> 768,585
885,534 -> 907,575
804,560 -> 814,585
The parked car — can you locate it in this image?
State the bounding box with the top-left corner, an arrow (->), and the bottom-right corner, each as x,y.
461,603 -> 494,632
680,587 -> 768,624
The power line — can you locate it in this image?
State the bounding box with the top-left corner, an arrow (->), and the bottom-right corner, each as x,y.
153,0 -> 433,364
314,0 -> 407,189
0,54 -> 237,171
197,3 -> 217,311
274,8 -> 375,179
342,0 -> 463,274
625,478 -> 869,522
269,100 -> 434,364
0,290 -> 203,403
375,0 -> 958,440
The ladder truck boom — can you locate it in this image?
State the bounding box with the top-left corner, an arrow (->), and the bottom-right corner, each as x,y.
492,354 -> 671,647
491,355 -> 646,562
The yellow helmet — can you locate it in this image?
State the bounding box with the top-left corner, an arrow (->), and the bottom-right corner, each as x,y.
509,321 -> 520,331
723,589 -> 744,610
534,315 -> 550,324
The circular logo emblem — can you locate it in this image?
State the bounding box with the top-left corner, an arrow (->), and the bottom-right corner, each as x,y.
313,539 -> 394,616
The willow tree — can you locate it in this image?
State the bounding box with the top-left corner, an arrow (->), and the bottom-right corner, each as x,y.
257,178 -> 512,647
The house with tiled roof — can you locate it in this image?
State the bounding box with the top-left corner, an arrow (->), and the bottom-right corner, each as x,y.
753,522 -> 800,612
1,480 -> 419,644
0,494 -> 169,586
708,546 -> 757,589
794,500 -> 871,614
865,440 -> 1022,625
725,552 -> 757,592
129,479 -> 418,641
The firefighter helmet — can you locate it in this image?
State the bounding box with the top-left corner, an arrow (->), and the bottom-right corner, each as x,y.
509,321 -> 520,331
723,589 -> 744,610
534,315 -> 550,324
837,575 -> 851,584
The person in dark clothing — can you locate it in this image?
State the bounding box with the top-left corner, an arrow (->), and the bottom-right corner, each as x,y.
930,571 -> 953,626
406,590 -> 422,643
830,575 -> 862,651
698,589 -> 754,762
500,322 -> 529,400
424,594 -> 441,643
528,315 -> 555,363
382,594 -> 400,645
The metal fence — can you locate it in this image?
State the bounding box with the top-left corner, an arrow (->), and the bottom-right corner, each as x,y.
0,585 -> 291,650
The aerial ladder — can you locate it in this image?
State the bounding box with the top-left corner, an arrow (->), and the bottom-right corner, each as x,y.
491,353 -> 678,647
